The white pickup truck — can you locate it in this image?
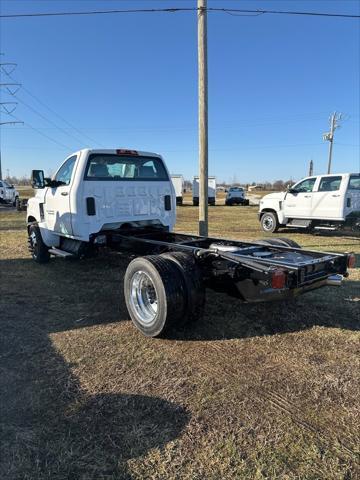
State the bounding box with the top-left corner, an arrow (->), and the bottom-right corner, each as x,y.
26,150 -> 354,337
225,186 -> 249,206
0,180 -> 19,207
259,173 -> 360,233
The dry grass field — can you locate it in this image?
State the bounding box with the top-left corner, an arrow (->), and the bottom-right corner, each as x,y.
1,194 -> 359,479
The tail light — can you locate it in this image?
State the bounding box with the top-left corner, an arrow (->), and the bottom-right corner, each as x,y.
271,269 -> 287,289
347,253 -> 356,269
116,149 -> 138,156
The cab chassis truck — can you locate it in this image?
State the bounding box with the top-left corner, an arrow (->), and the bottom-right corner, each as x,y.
27,149 -> 355,337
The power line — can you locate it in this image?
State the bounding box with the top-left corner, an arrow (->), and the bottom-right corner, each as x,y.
10,92 -> 92,147
8,113 -> 73,150
0,7 -> 359,19
2,70 -> 106,147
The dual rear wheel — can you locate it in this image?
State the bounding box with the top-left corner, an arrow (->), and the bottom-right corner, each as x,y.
124,253 -> 205,337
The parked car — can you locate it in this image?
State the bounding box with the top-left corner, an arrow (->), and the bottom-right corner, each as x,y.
192,176 -> 216,206
225,186 -> 249,206
259,173 -> 360,233
0,180 -> 19,207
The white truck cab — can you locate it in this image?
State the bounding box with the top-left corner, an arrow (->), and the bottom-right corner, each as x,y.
259,173 -> 360,233
0,180 -> 19,206
27,149 -> 176,258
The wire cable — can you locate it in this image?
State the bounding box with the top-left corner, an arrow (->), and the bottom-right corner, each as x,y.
10,93 -> 93,147
0,7 -> 359,19
8,112 -> 73,150
2,70 -> 106,147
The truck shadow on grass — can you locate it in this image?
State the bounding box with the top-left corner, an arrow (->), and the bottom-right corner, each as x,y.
0,256 -> 190,480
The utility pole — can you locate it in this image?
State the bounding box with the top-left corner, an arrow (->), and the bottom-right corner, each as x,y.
309,159 -> 313,176
323,112 -> 342,174
198,0 -> 208,236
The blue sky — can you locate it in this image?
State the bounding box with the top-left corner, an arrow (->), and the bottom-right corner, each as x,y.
0,0 -> 359,183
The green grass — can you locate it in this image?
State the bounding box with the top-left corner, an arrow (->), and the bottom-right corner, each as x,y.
0,205 -> 359,480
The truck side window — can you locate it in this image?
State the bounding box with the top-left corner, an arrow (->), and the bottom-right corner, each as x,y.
293,178 -> 316,193
318,176 -> 342,192
348,175 -> 360,190
54,155 -> 77,186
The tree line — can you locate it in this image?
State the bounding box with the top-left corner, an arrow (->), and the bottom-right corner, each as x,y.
6,176 -> 294,191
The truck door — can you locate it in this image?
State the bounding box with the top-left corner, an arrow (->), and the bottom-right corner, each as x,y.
311,175 -> 343,219
44,155 -> 77,235
283,177 -> 316,218
344,174 -> 360,218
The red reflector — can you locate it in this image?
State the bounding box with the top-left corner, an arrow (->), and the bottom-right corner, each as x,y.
116,149 -> 138,156
271,269 -> 286,289
347,253 -> 356,269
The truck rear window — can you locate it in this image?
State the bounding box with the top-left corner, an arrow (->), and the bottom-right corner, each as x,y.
84,154 -> 169,181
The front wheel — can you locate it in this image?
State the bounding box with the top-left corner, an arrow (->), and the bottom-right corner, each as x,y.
124,255 -> 187,337
260,212 -> 279,233
28,224 -> 50,263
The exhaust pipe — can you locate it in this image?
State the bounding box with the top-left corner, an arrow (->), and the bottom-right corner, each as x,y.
326,274 -> 343,286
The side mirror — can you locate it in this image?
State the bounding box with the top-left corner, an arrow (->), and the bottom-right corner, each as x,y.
31,170 -> 45,189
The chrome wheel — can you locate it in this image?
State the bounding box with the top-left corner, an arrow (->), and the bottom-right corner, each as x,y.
29,230 -> 37,248
130,271 -> 158,325
262,214 -> 274,231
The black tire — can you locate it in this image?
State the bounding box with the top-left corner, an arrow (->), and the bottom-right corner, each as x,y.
193,198 -> 199,207
15,197 -> 21,211
124,255 -> 187,337
244,199 -> 250,206
13,197 -> 19,208
161,251 -> 205,324
225,200 -> 231,206
28,224 -> 51,263
255,237 -> 301,249
260,211 -> 279,233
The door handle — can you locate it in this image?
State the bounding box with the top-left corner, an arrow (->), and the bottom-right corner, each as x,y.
332,194 -> 340,197
61,192 -> 68,196
304,195 -> 311,198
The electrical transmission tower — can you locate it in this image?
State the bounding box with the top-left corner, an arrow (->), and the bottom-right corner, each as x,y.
309,159 -> 314,176
0,59 -> 23,180
323,112 -> 342,174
